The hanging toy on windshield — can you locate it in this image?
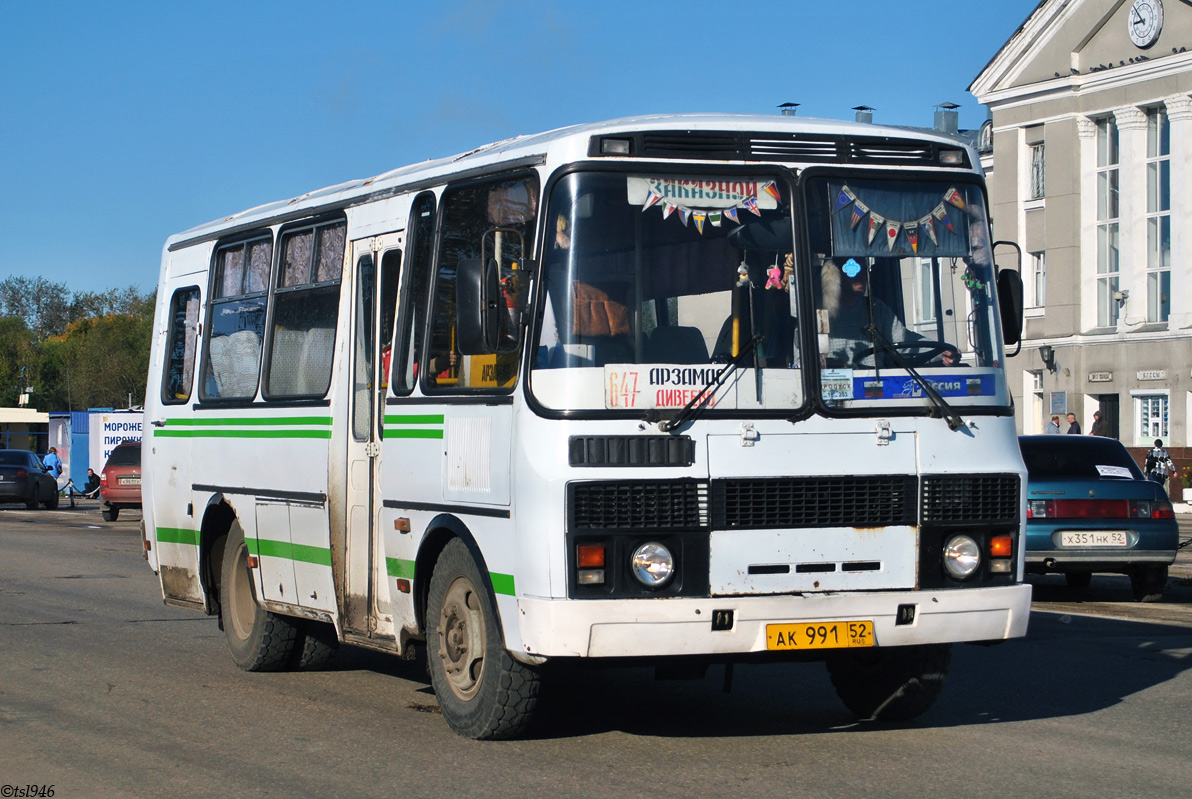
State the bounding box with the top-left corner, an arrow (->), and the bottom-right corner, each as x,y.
765,256 -> 783,290
736,261 -> 751,287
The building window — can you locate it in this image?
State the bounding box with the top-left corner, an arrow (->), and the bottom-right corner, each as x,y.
1137,394 -> 1168,441
1030,143 -> 1045,200
1028,251 -> 1046,308
916,259 -> 936,324
1145,107 -> 1171,323
1095,118 -> 1120,328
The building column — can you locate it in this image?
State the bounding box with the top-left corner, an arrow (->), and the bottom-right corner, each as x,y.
1112,106 -> 1148,332
1076,117 -> 1098,332
1165,94 -> 1192,330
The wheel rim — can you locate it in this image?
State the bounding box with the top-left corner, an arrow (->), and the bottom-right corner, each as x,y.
227,541 -> 256,642
436,576 -> 486,701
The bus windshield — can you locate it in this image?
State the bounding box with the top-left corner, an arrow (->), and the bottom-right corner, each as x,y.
529,170 -> 1009,414
531,170 -> 803,413
803,175 -> 1007,411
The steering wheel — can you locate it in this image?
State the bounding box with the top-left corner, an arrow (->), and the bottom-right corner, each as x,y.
852,340 -> 953,367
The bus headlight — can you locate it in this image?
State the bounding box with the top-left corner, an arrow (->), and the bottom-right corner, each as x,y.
943,534 -> 981,579
630,542 -> 675,589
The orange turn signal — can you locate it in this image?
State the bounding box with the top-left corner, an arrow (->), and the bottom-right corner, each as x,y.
989,536 -> 1012,558
246,555 -> 259,569
577,544 -> 605,568
396,578 -> 411,593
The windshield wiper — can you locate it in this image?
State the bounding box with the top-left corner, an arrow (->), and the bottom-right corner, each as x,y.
862,323 -> 966,431
658,336 -> 761,433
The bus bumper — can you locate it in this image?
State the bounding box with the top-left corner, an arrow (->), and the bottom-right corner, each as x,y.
513,584 -> 1032,659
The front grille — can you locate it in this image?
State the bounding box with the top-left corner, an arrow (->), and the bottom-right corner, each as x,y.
922,474 -> 1019,524
712,476 -> 917,529
569,480 -> 709,531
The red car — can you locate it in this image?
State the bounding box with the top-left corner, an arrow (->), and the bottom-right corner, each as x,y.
100,440 -> 142,521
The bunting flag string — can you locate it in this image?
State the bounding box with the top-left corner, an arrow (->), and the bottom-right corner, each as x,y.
831,183 -> 967,253
630,177 -> 779,234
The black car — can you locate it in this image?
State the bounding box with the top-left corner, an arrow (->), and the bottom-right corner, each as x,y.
0,450 -> 60,509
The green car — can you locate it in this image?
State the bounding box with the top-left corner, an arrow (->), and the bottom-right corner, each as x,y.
1019,435 -> 1178,602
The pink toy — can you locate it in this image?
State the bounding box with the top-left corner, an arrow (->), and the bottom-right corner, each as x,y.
765,264 -> 783,289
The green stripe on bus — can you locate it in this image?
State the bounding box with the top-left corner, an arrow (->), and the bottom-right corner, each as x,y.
490,572 -> 515,596
383,414 -> 444,425
245,537 -> 332,567
154,428 -> 333,439
160,417 -> 333,427
384,428 -> 444,439
386,558 -> 415,579
156,527 -> 199,546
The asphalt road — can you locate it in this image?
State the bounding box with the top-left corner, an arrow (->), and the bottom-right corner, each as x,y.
2,505 -> 1191,799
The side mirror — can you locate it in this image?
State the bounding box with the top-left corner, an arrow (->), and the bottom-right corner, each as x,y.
456,258 -> 501,355
996,269 -> 1023,348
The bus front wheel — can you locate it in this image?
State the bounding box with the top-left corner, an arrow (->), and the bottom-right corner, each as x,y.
426,539 -> 539,739
827,643 -> 951,722
219,520 -> 299,671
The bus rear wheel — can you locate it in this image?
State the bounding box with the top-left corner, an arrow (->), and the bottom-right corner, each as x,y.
426,539 -> 539,739
827,643 -> 951,722
219,520 -> 299,671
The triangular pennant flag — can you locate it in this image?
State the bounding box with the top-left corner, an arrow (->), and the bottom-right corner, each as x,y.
694,211 -> 707,234
763,182 -> 782,203
679,208 -> 691,226
709,212 -> 723,227
662,202 -> 677,220
885,220 -> 900,251
724,207 -> 739,224
833,185 -> 857,213
934,204 -> 954,232
920,215 -> 938,245
850,199 -> 869,230
904,222 -> 919,254
868,212 -> 885,245
944,187 -> 966,210
743,197 -> 762,217
642,189 -> 663,211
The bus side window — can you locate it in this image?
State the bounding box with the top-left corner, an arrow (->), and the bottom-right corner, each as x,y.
200,235 -> 271,401
265,219 -> 345,399
394,193 -> 435,394
161,286 -> 201,404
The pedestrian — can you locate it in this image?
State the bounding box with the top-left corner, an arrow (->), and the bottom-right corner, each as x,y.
82,468 -> 101,498
1090,410 -> 1110,437
1045,415 -> 1061,434
43,447 -> 63,479
1144,439 -> 1175,488
1065,413 -> 1081,434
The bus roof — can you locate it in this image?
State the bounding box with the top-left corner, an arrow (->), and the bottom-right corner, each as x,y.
165,113 -> 977,251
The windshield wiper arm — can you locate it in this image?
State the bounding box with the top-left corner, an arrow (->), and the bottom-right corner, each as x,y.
658,336 -> 761,433
862,323 -> 966,431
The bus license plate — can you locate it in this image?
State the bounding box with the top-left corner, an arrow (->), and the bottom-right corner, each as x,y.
766,620 -> 874,651
1060,531 -> 1127,547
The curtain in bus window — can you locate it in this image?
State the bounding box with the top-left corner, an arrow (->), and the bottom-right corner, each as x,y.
247,240 -> 271,292
827,181 -> 972,259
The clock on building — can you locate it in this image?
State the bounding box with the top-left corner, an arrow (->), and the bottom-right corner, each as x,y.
1128,0 -> 1164,48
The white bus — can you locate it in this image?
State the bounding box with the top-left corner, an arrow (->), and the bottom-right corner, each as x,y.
143,113 -> 1029,739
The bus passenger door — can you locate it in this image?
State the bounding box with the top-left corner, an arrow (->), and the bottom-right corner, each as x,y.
342,233 -> 402,636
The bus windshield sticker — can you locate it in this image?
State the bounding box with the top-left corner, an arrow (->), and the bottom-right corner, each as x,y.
853,374 -> 994,400
820,369 -> 853,401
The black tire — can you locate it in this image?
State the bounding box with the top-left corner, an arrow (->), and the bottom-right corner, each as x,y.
827,643 -> 951,722
1064,571 -> 1092,590
291,620 -> 340,670
101,504 -> 118,522
1130,565 -> 1167,603
43,486 -> 59,510
426,539 -> 539,739
219,520 -> 300,671
24,485 -> 38,510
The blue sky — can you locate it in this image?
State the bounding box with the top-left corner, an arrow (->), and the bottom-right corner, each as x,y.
0,0 -> 1040,296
